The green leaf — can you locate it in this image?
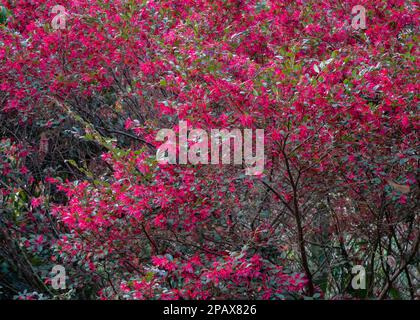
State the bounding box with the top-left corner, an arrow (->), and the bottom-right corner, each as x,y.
0,6 -> 9,25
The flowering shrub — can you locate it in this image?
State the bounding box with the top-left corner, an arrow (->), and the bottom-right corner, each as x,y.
0,0 -> 418,300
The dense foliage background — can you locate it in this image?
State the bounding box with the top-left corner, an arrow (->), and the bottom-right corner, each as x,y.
0,0 -> 418,300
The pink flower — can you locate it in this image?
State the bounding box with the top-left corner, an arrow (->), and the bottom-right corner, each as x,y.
401,115 -> 410,129
31,197 -> 43,208
19,166 -> 29,174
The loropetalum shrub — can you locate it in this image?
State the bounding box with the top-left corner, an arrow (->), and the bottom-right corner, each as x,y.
0,0 -> 418,299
